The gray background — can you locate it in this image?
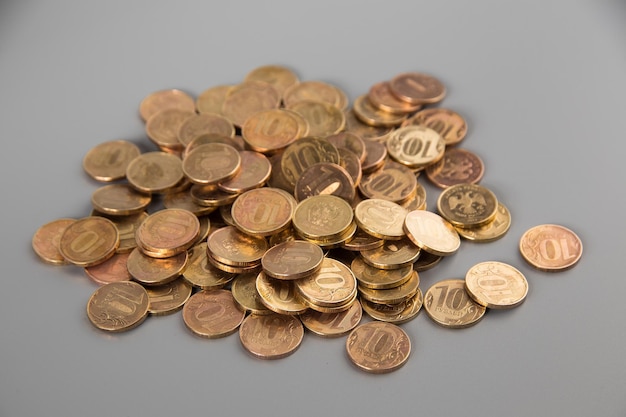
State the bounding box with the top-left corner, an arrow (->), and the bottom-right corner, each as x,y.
1,1 -> 625,416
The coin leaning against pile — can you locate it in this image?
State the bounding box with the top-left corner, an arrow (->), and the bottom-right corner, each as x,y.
32,65 -> 583,373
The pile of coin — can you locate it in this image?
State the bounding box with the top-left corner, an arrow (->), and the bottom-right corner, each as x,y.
31,65 -> 583,373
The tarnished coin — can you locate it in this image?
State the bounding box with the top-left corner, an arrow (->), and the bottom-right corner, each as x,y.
139,89 -> 195,122
256,272 -> 309,315
126,151 -> 184,194
146,109 -> 195,151
283,80 -> 348,110
360,139 -> 387,173
261,240 -> 324,280
386,126 -> 445,169
163,190 -> 216,216
135,208 -> 199,258
360,238 -> 421,270
218,151 -> 271,193
425,148 -> 484,188
465,261 -> 528,309
359,161 -> 417,204
326,131 -> 367,163
241,108 -> 303,153
244,65 -> 299,99
361,289 -> 423,324
354,199 -> 408,240
281,137 -> 340,187
182,242 -> 236,289
423,279 -> 486,328
196,85 -> 233,115
346,321 -> 411,373
368,81 -> 422,114
437,183 -> 498,228
292,194 -> 354,240
32,218 -> 76,265
295,162 -> 355,203
126,247 -> 188,286
300,299 -> 362,337
351,257 -> 413,289
221,81 -> 281,127
389,72 -> 446,105
402,108 -> 467,146
177,113 -> 235,147
344,109 -> 394,142
359,270 -> 420,305
182,143 -> 241,185
353,94 -> 407,127
146,278 -> 192,316
83,140 -> 141,182
403,210 -> 460,256
207,226 -> 268,266
91,184 -> 151,216
59,217 -> 119,267
456,203 -> 511,242
287,100 -> 345,137
239,313 -> 304,359
231,187 -> 296,236
296,257 -> 357,308
519,224 -> 583,271
231,272 -> 272,315
84,252 -> 132,285
86,281 -> 149,332
183,289 -> 245,338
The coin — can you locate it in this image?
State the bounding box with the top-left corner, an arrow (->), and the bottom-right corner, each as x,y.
82,140 -> 141,182
360,289 -> 423,324
413,250 -> 442,271
368,81 -> 422,114
139,89 -> 195,122
337,148 -> 363,188
283,80 -> 348,110
519,224 -> 583,271
146,278 -> 193,316
59,217 -> 119,267
360,238 -> 421,270
280,137 -> 340,187
207,253 -> 261,274
231,272 -> 272,315
350,257 -> 413,289
126,247 -> 188,286
292,194 -> 354,240
241,108 -> 303,153
184,133 -> 244,159
135,208 -> 200,258
353,94 -> 407,127
231,187 -> 296,236
296,257 -> 357,308
91,211 -> 148,254
456,203 -> 511,242
344,109 -> 394,142
177,113 -> 235,147
402,108 -> 467,146
182,289 -> 245,338
32,218 -> 76,265
244,65 -> 299,99
359,270 -> 420,304
207,226 -> 268,266
326,131 -> 367,163
389,72 -> 446,105
294,162 -> 355,203
91,184 -> 151,216
341,228 -> 384,252
218,151 -> 271,194
300,299 -> 362,337
84,252 -> 132,285
403,210 -> 460,256
196,85 -> 233,115
239,313 -> 304,359
360,139 -> 387,173
86,281 -> 149,332
425,148 -> 484,188
256,272 -> 309,315
346,321 -> 411,373
126,151 -> 184,194
423,279 -> 486,328
182,143 -> 241,185
465,261 -> 528,309
163,190 -> 216,216
400,181 -> 427,211
261,240 -> 324,280
221,81 -> 281,127
287,100 -> 345,137
190,184 -> 239,207
182,242 -> 235,289
146,108 -> 195,151
354,199 -> 408,240
437,183 -> 498,228
386,126 -> 446,169
359,161 -> 417,204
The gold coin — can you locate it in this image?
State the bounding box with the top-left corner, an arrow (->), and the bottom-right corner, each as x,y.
126,247 -> 188,286
283,80 -> 348,110
360,238 -> 421,270
346,321 -> 411,373
84,252 -> 132,285
437,183 -> 498,228
326,131 -> 367,163
182,143 -> 241,185
241,108 -> 302,153
386,126 -> 446,169
300,220 -> 357,249
267,152 -> 296,193
207,226 -> 268,266
360,139 -> 387,174
337,148 -> 363,188
256,272 -> 309,315
261,240 -> 324,280
244,65 -> 299,99
219,204 -> 236,227
359,270 -> 419,304
344,109 -> 393,142
92,211 -> 148,254
207,253 -> 261,274
218,151 -> 271,193
146,108 -> 195,150
292,194 -> 354,240
353,94 -> 407,127
59,217 -> 119,267
413,250 -> 443,271
368,81 -> 422,114
294,162 -> 355,203
287,100 -> 345,137
354,199 -> 408,240
139,89 -> 195,122
190,184 -> 239,207
296,257 -> 357,307
456,203 -> 511,242
423,279 -> 486,328
193,215 -> 212,246
146,278 -> 193,316
221,81 -> 281,127
300,299 -> 362,337
182,289 -> 245,339
182,242 -> 235,289
350,257 -> 413,289
126,151 -> 184,194
280,137 -> 340,187
183,133 -> 244,159
231,272 -> 272,315
239,313 -> 304,359
82,140 -> 141,182
231,187 -> 296,236
359,161 -> 418,204
402,108 -> 467,146
91,184 -> 151,216
403,210 -> 460,256
163,189 -> 216,216
135,208 -> 199,258
465,261 -> 528,309
389,72 -> 446,105
361,289 -> 423,324
87,281 -> 149,332
341,228 -> 384,252
196,85 -> 233,115
425,148 -> 485,188
177,113 -> 235,147
519,224 -> 583,271
32,218 -> 76,265
400,181 -> 427,211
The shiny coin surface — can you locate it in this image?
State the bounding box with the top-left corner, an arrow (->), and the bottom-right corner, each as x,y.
361,289 -> 423,324
196,85 -> 233,115
244,65 -> 299,99
241,108 -> 303,153
292,194 -> 354,240
354,199 -> 408,240
182,143 -> 241,185
403,210 -> 460,256
456,203 -> 511,242
465,261 -> 528,309
135,209 -> 199,258
413,250 -> 443,271
182,242 -> 236,289
139,89 -> 195,122
91,184 -> 151,216
256,272 -> 309,315
287,100 -> 345,137
424,279 -> 486,328
437,183 -> 498,228
359,161 -> 417,204
231,187 -> 296,236
84,252 -> 132,285
239,313 -> 304,359
126,247 -> 188,286
231,272 -> 272,315
353,94 -> 407,127
283,80 -> 348,110
221,81 -> 281,127
177,113 -> 235,147
218,151 -> 271,193
207,226 -> 268,266
425,148 -> 484,188
59,217 -> 119,267
402,108 -> 467,146
296,257 -> 357,307
368,81 -> 422,114
83,140 -> 141,182
346,321 -> 411,373
519,224 -> 583,271
351,257 -> 413,289
146,108 -> 195,150
281,137 -> 340,187
360,238 -> 421,270
32,218 -> 76,265
359,270 -> 420,304
146,278 -> 192,316
386,126 -> 445,169
183,289 -> 245,338
300,299 -> 362,337
261,240 -> 324,280
126,151 -> 184,194
87,281 -> 149,332
294,162 -> 355,203
389,72 -> 446,105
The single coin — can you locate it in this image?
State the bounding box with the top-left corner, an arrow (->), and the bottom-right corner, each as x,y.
177,113 -> 235,147
32,218 -> 76,265
346,321 -> 411,373
182,242 -> 236,289
337,147 -> 363,188
437,183 -> 498,228
261,240 -> 324,280
135,208 -> 199,258
184,133 -> 244,159
146,108 -> 195,150
519,224 -> 583,271
341,228 -> 384,252
183,289 -> 245,338
360,238 -> 421,270
163,190 -> 216,216
359,161 -> 418,204
295,162 -> 355,203
425,148 -> 484,188
126,151 -> 184,194
423,279 -> 486,328
92,211 -> 148,254
86,281 -> 149,332
359,270 -> 420,304
139,89 -> 195,122
83,140 -> 141,182
190,184 -> 240,207
239,313 -> 304,359
300,299 -> 362,337
231,272 -> 273,315
389,72 -> 446,105
241,108 -> 302,153
368,81 -> 422,114
91,184 -> 151,216
292,194 -> 354,240
84,252 -> 132,285
287,100 -> 345,137
283,80 -> 348,110
354,199 -> 408,240
221,81 -> 281,127
146,278 -> 193,316
386,126 -> 446,169
326,131 -> 367,163
456,203 -> 511,242
218,151 -> 271,193
402,108 -> 467,146
360,139 -> 387,173
196,85 -> 234,115
361,289 -> 423,324
353,94 -> 407,127
351,257 -> 413,290
413,250 -> 443,271
244,65 -> 299,99
403,210 -> 460,256
281,137 -> 340,187
207,226 -> 268,266
300,221 -> 357,249
465,261 -> 528,309
296,257 -> 357,307
126,247 -> 188,286
59,217 -> 119,267
231,187 -> 296,236
256,272 -> 309,315
182,143 -> 241,185
344,109 -> 394,142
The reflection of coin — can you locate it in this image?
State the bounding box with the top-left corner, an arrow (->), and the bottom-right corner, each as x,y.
346,322 -> 411,373
424,279 -> 485,328
465,261 -> 528,309
519,224 -> 583,271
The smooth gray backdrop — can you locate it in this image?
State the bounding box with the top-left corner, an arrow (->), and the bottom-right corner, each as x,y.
1,1 -> 625,416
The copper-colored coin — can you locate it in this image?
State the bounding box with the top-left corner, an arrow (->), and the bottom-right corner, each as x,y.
386,126 -> 446,169
400,181 -> 427,211
231,187 -> 296,236
84,252 -> 132,285
218,151 -> 271,193
295,162 -> 355,203
221,81 -> 281,127
413,250 -> 443,271
268,226 -> 298,247
86,281 -> 149,332
360,139 -> 387,173
207,253 -> 261,274
241,109 -> 303,153
351,257 -> 413,290
337,148 -> 363,188
261,240 -> 324,280
183,133 -> 244,159
425,148 -> 484,188
360,238 -> 421,270
219,204 -> 236,226
207,226 -> 268,266
82,140 -> 141,182
359,270 -> 419,305
177,113 -> 235,147
353,94 -> 407,127
182,289 -> 245,338
126,151 -> 184,194
32,218 -> 76,265
182,143 -> 241,185
389,72 -> 446,105
135,208 -> 199,258
182,242 -> 235,289
360,161 -> 419,204
193,215 -> 212,246
283,80 -> 348,110
295,257 -> 357,307
300,299 -> 362,337
190,184 -> 239,207
346,321 -> 411,373
341,228 -> 384,252
163,190 -> 216,216
59,217 -> 119,267
437,183 -> 498,228
344,109 -> 394,142
92,211 -> 148,254
139,89 -> 195,122
267,152 -> 295,193
402,108 -> 467,146
465,261 -> 528,309
256,272 -> 309,315
145,278 -> 192,316
368,81 -> 422,114
403,210 -> 460,256
326,132 -> 367,163
519,224 -> 583,271
354,199 -> 408,240
231,272 -> 272,315
456,203 -> 511,242
244,65 -> 299,100
281,137 -> 340,187
91,184 -> 151,216
126,247 -> 188,286
146,109 -> 195,150
292,194 -> 354,240
196,85 -> 233,115
300,221 -> 358,249
361,289 -> 423,324
239,313 -> 304,359
287,100 -> 345,137
424,279 -> 486,328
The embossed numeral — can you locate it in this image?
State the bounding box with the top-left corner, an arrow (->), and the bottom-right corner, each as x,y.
539,238 -> 575,261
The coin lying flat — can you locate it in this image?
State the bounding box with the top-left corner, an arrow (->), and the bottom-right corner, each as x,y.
360,238 -> 421,270
368,81 -> 422,114
32,218 -> 76,265
86,281 -> 149,332
389,72 -> 446,105
182,289 -> 245,338
354,199 -> 408,240
519,224 -> 582,271
351,257 -> 413,290
218,151 -> 271,193
360,289 -> 423,324
241,109 -> 303,153
92,211 -> 148,254
145,278 -> 192,316
84,252 -> 132,285
386,126 -> 445,170
231,272 -> 272,315
239,313 -> 304,359
465,261 -> 528,309
196,85 -> 233,115
425,148 -> 485,188
403,210 -> 460,256
353,94 -> 407,127
296,257 -> 357,308
287,100 -> 345,137
91,184 -> 151,216
300,299 -> 362,337
83,140 -> 141,182
126,151 -> 185,194
358,161 -> 417,204
221,81 -> 281,127
281,137 -> 340,187
437,183 -> 498,228
177,113 -> 235,147
182,242 -> 236,290
346,321 -> 411,373
146,108 -> 195,151
359,270 -> 420,305
126,247 -> 188,286
283,80 -> 348,110
182,143 -> 241,185
231,187 -> 296,237
344,109 -> 394,142
292,194 -> 354,240
139,89 -> 195,122
59,217 -> 119,267
456,203 -> 511,242
423,279 -> 486,328
261,240 -> 324,280
207,226 -> 268,266
256,272 -> 309,315
135,209 -> 200,258
402,108 -> 467,146
244,65 -> 299,99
